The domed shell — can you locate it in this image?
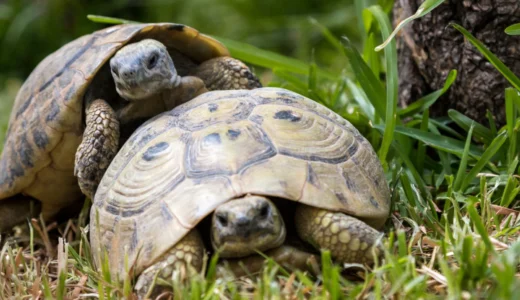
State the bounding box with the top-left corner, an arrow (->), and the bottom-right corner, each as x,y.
0,23 -> 228,217
91,87 -> 391,278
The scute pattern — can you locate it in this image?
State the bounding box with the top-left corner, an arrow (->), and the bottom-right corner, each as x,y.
185,121 -> 276,177
0,22 -> 229,219
92,88 -> 390,278
178,93 -> 255,131
253,105 -> 356,164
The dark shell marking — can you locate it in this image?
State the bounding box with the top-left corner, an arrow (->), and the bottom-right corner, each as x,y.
226,129 -> 241,140
142,142 -> 170,161
203,133 -> 221,145
274,110 -> 301,122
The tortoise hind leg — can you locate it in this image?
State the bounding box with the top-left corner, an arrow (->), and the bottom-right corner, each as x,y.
294,205 -> 383,265
0,195 -> 41,232
192,57 -> 262,91
74,99 -> 119,199
134,230 -> 204,299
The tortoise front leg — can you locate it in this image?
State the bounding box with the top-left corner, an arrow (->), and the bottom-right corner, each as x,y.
74,99 -> 119,199
193,57 -> 262,91
294,205 -> 383,265
134,230 -> 204,300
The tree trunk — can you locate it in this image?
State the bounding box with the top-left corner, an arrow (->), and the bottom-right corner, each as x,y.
394,0 -> 520,126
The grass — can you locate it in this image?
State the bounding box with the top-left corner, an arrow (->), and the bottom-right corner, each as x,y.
1,2 -> 519,299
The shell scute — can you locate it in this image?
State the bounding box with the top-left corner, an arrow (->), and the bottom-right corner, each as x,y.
184,121 -> 276,178
178,95 -> 256,131
252,104 -> 355,164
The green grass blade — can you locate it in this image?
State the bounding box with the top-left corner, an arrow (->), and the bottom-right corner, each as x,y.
428,118 -> 465,140
41,273 -> 53,299
87,14 -> 139,24
398,70 -> 457,118
451,23 -> 520,91
416,110 -> 429,174
505,88 -> 519,164
505,23 -> 520,35
346,78 -> 375,120
453,123 -> 474,191
366,5 -> 398,167
374,124 -> 484,157
460,131 -> 508,191
376,0 -> 445,51
363,33 -> 381,79
391,141 -> 428,197
214,36 -> 337,80
466,202 -> 494,252
342,37 -> 386,119
448,109 -> 494,144
500,176 -> 520,207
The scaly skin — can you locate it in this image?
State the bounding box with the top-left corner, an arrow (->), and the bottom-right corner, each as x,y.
134,230 -> 204,299
74,39 -> 261,199
194,56 -> 262,90
74,100 -> 119,200
295,205 -> 383,265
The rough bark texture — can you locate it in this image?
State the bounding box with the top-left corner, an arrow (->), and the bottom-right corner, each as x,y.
394,0 -> 520,126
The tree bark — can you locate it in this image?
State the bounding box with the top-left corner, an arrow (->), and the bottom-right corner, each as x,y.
394,0 -> 520,126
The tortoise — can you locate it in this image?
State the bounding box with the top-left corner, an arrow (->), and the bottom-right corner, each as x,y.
0,23 -> 261,232
90,87 -> 390,297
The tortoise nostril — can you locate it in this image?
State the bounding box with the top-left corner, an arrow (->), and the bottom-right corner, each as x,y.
121,69 -> 136,80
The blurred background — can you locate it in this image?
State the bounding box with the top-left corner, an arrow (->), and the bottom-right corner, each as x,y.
0,0 -> 369,142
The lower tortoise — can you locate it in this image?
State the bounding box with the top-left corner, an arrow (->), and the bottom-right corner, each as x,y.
90,88 -> 390,297
0,23 -> 260,232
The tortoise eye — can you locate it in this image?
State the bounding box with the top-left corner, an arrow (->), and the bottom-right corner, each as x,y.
216,213 -> 228,227
147,53 -> 159,69
259,203 -> 270,219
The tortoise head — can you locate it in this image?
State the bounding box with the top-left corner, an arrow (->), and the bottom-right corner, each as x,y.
211,195 -> 286,258
110,39 -> 179,101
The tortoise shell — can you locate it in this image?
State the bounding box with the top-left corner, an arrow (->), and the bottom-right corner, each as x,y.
0,23 -> 228,218
91,87 -> 391,278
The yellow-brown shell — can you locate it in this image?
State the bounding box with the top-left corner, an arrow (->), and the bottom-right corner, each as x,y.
0,23 -> 228,217
91,88 -> 391,279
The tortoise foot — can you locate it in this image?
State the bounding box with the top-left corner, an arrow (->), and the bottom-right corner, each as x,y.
135,230 -> 204,300
295,205 -> 383,265
193,56 -> 262,90
74,99 -> 119,199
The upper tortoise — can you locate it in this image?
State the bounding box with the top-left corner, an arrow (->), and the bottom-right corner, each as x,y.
0,23 -> 261,231
90,88 -> 391,297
